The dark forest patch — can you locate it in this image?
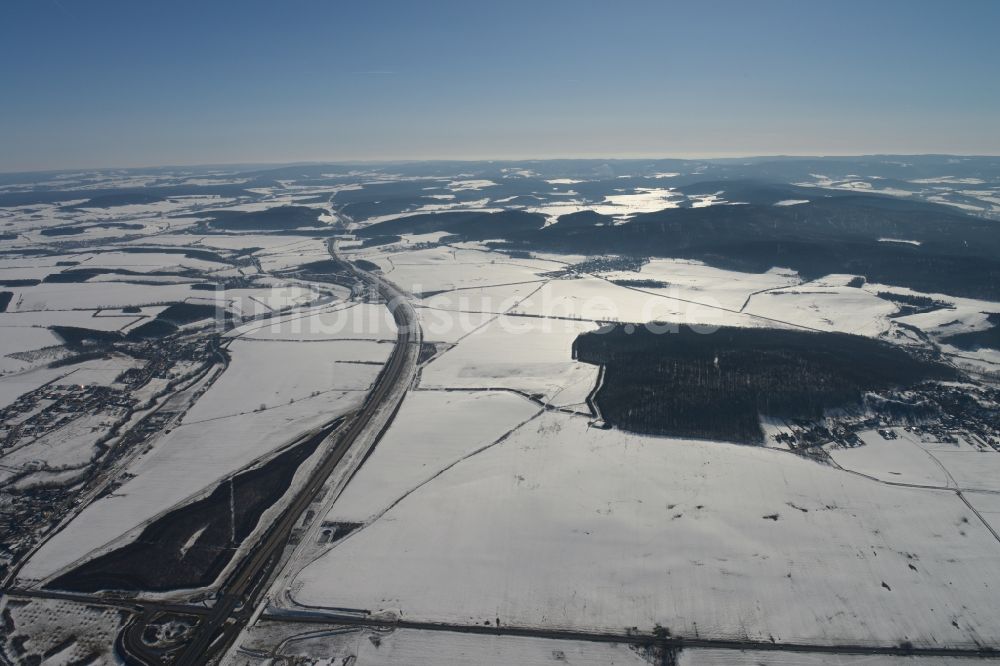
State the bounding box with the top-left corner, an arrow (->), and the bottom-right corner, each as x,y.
357,210 -> 545,241
42,268 -> 174,283
204,205 -> 324,231
113,246 -> 230,264
478,192 -> 1000,301
297,259 -> 341,273
65,193 -> 164,208
39,222 -> 144,236
610,279 -> 671,289
356,234 -> 402,248
125,319 -> 178,340
50,326 -> 123,348
39,225 -> 86,237
351,259 -> 381,272
573,324 -> 957,444
158,302 -> 218,325
125,302 -> 221,339
0,292 -> 12,312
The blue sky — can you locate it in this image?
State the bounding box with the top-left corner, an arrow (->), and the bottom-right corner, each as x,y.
1,0 -> 998,171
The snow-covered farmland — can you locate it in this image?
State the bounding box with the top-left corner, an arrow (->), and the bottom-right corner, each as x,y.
743,281 -> 897,336
0,324 -> 64,373
509,275 -> 762,329
926,449 -> 1000,493
230,302 -> 397,341
325,390 -> 540,523
419,315 -> 600,407
601,259 -> 801,312
19,333 -> 389,583
290,412 -> 1000,649
827,429 -> 951,487
419,281 -> 546,319
355,245 -> 551,295
184,339 -> 387,422
0,595 -> 127,665
74,250 -> 230,273
9,282 -> 209,312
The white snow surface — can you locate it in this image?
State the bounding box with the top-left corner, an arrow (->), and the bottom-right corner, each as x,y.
230,303 -> 398,341
827,429 -> 951,487
325,390 -> 540,523
290,412 -> 1000,648
419,315 -> 599,407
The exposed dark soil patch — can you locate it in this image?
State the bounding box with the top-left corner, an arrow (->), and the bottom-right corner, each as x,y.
46,423 -> 335,593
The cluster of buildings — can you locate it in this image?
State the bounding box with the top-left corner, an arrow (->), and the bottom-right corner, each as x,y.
771,382 -> 1000,455
0,332 -> 223,582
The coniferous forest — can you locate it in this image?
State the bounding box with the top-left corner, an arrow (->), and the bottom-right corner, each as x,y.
573,324 -> 957,443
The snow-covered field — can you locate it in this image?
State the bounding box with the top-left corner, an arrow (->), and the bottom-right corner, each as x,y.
744,278 -> 897,337
20,313 -> 391,583
0,595 -> 126,665
419,315 -> 600,407
288,410 -> 1000,649
4,163 -> 1000,661
227,625 -> 655,666
827,429 -> 951,487
10,282 -> 209,312
510,275 -> 763,329
325,390 -> 540,523
230,302 -> 397,341
354,245 -> 552,295
602,259 -> 800,311
0,324 -> 64,373
184,339 -> 387,421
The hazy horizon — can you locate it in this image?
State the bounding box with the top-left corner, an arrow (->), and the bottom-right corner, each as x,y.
2,0 -> 999,171
6,152 -> 1000,177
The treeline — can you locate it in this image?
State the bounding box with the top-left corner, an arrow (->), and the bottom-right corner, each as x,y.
877,291 -> 952,317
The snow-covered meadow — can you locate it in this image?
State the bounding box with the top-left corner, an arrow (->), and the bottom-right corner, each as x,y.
290,411 -> 1000,648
